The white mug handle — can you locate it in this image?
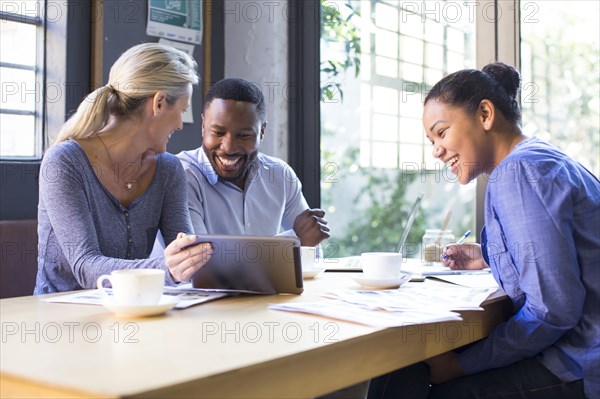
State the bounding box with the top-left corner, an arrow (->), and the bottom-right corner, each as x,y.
96,274 -> 112,297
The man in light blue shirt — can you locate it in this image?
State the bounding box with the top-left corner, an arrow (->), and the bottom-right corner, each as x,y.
178,78 -> 330,246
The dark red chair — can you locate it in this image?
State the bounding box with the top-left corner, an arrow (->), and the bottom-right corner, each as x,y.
0,219 -> 38,298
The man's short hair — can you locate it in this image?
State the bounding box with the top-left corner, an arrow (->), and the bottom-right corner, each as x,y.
204,78 -> 266,121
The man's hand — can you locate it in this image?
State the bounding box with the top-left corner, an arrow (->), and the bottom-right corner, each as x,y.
293,208 -> 330,246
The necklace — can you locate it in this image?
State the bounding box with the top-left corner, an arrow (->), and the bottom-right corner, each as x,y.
97,135 -> 142,190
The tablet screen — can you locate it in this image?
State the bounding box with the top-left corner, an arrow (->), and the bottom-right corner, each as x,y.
191,235 -> 303,294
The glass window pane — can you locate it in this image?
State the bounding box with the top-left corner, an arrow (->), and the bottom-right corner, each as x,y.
0,3 -> 43,159
375,3 -> 398,31
399,143 -> 422,165
0,20 -> 37,66
375,56 -> 398,78
399,118 -> 424,144
425,68 -> 443,87
360,111 -> 371,140
1,1 -> 41,17
0,114 -> 35,157
360,53 -> 371,80
426,43 -> 443,66
423,150 -> 442,171
401,36 -> 423,64
375,30 -> 398,58
425,20 -> 444,45
371,141 -> 397,168
401,12 -> 423,39
446,51 -> 465,73
360,83 -> 372,112
372,86 -> 398,115
372,114 -> 398,141
447,28 -> 465,53
320,0 -> 477,257
359,140 -> 371,167
401,62 -> 423,83
0,67 -> 37,111
520,0 -> 600,176
399,91 -> 423,117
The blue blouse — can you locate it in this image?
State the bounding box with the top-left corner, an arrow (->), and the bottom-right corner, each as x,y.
457,137 -> 599,398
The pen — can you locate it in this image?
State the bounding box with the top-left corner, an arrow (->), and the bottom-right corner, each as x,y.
456,229 -> 472,245
442,230 -> 471,259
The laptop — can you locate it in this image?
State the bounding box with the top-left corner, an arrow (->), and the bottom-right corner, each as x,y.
322,192 -> 490,276
190,235 -> 303,294
324,192 -> 424,272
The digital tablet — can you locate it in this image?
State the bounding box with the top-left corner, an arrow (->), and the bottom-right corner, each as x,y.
188,235 -> 303,295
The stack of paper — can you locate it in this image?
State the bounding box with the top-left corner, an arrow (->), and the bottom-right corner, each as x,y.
426,273 -> 498,288
323,284 -> 496,311
270,284 -> 497,327
43,287 -> 229,309
270,301 -> 462,328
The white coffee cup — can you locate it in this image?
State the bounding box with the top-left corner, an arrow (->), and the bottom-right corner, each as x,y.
360,252 -> 403,279
300,246 -> 318,269
97,269 -> 165,306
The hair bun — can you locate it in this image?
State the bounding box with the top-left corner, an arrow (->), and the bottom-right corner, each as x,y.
482,62 -> 520,99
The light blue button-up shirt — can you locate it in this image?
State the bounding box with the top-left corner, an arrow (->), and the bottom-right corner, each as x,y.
457,137 -> 600,398
177,147 -> 309,237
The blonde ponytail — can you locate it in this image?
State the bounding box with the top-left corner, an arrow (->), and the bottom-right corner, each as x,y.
53,43 -> 199,145
55,86 -> 113,143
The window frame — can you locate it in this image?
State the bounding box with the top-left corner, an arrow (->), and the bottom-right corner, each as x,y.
0,1 -> 87,221
0,3 -> 46,160
288,0 -> 322,208
289,0 -> 521,236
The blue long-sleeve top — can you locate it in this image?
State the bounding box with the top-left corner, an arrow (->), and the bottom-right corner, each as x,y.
457,137 -> 600,398
35,140 -> 192,294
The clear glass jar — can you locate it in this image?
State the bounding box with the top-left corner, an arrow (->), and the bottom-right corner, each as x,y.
422,229 -> 455,265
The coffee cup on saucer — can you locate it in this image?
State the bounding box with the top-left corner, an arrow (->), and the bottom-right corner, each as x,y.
300,246 -> 318,269
300,246 -> 325,279
97,269 -> 165,306
360,252 -> 403,280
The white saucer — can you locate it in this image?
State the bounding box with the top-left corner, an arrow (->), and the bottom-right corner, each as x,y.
302,267 -> 326,279
102,295 -> 179,317
352,273 -> 411,289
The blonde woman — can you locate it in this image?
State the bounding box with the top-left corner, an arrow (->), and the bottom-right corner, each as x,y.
35,43 -> 212,294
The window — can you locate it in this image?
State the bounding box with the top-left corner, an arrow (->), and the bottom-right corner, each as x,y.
520,1 -> 599,176
0,1 -> 45,158
317,0 -> 599,259
320,0 -> 477,258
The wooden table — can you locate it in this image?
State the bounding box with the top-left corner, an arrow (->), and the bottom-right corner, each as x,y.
0,273 -> 511,399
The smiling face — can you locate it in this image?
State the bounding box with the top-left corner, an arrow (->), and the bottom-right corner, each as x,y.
148,84 -> 192,153
423,99 -> 495,184
201,98 -> 265,189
